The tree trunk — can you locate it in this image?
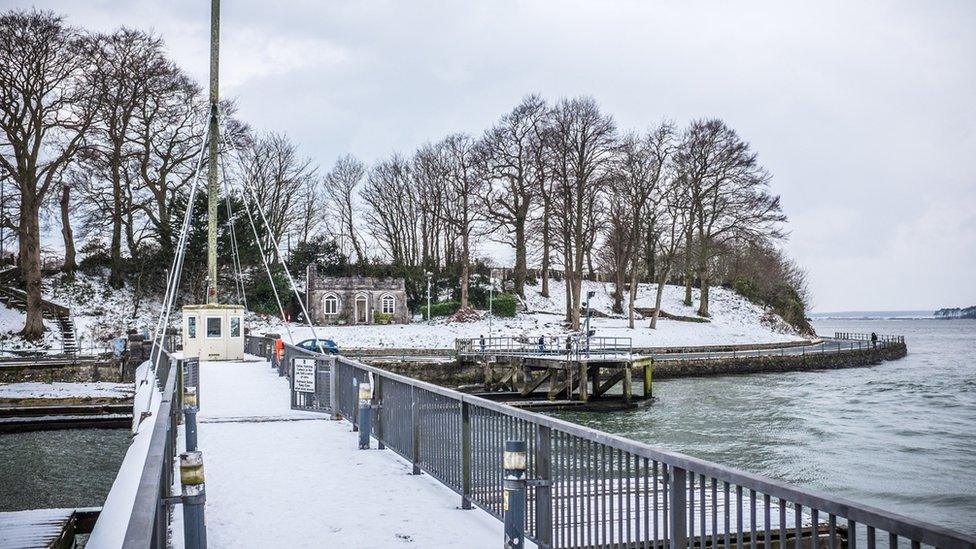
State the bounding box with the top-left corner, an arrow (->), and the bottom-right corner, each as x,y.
18,190 -> 45,341
109,159 -> 124,289
514,220 -> 526,299
612,262 -> 625,314
460,230 -> 469,310
627,257 -> 639,329
651,264 -> 670,330
60,184 -> 76,273
682,225 -> 693,306
697,256 -> 710,317
540,205 -> 550,298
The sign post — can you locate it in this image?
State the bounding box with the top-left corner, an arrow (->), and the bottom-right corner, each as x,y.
293,358 -> 316,393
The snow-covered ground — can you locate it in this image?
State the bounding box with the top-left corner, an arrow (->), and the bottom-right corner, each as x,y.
263,279 -> 805,350
0,381 -> 133,400
195,357 -> 526,548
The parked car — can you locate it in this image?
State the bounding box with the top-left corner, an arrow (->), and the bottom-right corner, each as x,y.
295,338 -> 340,355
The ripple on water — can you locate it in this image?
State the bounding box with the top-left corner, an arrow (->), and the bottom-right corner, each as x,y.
551,319 -> 976,536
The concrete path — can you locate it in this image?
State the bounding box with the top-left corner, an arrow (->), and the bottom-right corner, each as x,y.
197,357 -> 518,548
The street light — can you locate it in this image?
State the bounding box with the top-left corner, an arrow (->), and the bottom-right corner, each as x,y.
584,290 -> 596,356
425,271 -> 432,322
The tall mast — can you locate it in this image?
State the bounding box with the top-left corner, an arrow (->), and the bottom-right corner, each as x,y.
206,0 -> 220,303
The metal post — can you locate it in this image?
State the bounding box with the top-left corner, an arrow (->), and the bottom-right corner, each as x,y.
358,382 -> 372,449
461,400 -> 472,509
181,451 -> 208,549
410,385 -> 421,475
535,426 -> 553,548
669,466 -> 688,549
374,375 -> 385,450
205,0 -> 220,304
643,360 -> 653,399
503,440 -> 527,549
184,387 -> 199,452
426,271 -> 432,322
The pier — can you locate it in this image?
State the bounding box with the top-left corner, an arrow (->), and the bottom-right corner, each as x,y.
74,337 -> 974,548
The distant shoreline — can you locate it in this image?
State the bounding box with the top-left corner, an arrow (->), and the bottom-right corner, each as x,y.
810,310 -> 934,320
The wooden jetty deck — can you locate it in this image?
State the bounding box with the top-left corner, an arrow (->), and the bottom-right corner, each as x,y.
0,508 -> 98,549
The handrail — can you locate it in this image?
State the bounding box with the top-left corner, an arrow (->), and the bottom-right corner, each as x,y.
122,355 -> 178,548
249,332 -> 967,547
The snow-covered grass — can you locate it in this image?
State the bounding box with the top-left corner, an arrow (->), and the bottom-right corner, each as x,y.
260,279 -> 805,350
0,381 -> 133,400
0,270 -> 162,357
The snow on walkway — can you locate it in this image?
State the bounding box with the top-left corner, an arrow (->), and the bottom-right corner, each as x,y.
198,357 -> 521,548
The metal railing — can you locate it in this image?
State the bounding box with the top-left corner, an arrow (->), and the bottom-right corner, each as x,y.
326,349 -> 972,549
651,337 -> 904,363
456,336 -> 633,360
834,333 -> 906,344
120,346 -> 183,548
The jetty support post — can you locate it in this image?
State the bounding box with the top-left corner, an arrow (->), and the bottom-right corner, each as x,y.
358,382 -> 373,449
643,359 -> 653,399
184,386 -> 199,452
578,362 -> 589,402
503,440 -> 527,549
180,450 -> 208,549
623,364 -> 632,404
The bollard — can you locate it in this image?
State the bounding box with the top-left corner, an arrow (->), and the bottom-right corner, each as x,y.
358,382 -> 373,449
503,440 -> 527,548
181,451 -> 207,549
184,386 -> 199,452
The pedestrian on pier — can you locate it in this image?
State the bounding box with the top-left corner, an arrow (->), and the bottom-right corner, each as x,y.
479,334 -> 485,354
538,335 -> 545,354
871,332 -> 878,348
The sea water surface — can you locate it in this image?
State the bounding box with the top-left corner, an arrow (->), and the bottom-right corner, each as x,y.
555,318 -> 976,535
0,428 -> 130,511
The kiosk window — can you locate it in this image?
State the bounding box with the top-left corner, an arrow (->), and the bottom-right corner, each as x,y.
206,317 -> 222,338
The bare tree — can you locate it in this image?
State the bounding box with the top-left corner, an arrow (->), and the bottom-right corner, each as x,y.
440,133 -> 486,310
412,142 -> 450,271
0,10 -> 97,339
548,97 -> 616,330
324,154 -> 366,263
649,171 -> 688,329
479,95 -> 547,299
237,132 -> 317,252
82,28 -> 168,287
131,64 -> 207,250
676,119 -> 786,317
360,154 -> 420,266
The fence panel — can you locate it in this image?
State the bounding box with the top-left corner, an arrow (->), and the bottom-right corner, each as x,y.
329,354 -> 972,549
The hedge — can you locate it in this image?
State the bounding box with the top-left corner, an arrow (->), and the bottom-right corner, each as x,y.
423,300 -> 461,319
492,294 -> 517,317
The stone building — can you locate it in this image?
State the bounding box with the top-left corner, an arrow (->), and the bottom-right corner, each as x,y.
306,266 -> 410,325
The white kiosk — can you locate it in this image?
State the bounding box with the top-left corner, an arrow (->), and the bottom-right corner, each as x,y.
182,304 -> 245,361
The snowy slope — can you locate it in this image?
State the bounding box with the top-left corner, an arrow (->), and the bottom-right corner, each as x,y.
262,279 -> 805,350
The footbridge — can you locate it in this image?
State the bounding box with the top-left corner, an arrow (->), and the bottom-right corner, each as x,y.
77,336 -> 976,549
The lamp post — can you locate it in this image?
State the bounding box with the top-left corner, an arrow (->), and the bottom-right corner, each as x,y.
488,269 -> 495,338
425,271 -> 432,322
584,290 -> 595,356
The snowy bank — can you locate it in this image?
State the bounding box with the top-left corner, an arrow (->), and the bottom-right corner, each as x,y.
257,279 -> 805,350
0,381 -> 133,400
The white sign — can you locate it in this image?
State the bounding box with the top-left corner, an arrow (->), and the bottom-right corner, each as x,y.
294,358 -> 316,393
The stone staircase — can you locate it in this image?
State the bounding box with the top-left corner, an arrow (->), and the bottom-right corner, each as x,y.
0,266 -> 78,355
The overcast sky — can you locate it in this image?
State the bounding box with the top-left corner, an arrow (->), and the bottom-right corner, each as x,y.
10,0 -> 976,312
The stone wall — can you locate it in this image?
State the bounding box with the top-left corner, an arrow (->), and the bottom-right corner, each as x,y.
648,343 -> 907,379
0,358 -> 124,383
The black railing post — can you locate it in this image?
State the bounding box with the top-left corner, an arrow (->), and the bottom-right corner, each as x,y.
503,440 -> 527,549
374,375 -> 385,450
461,400 -> 472,509
535,425 -> 553,549
670,466 -> 688,549
411,385 -> 421,475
